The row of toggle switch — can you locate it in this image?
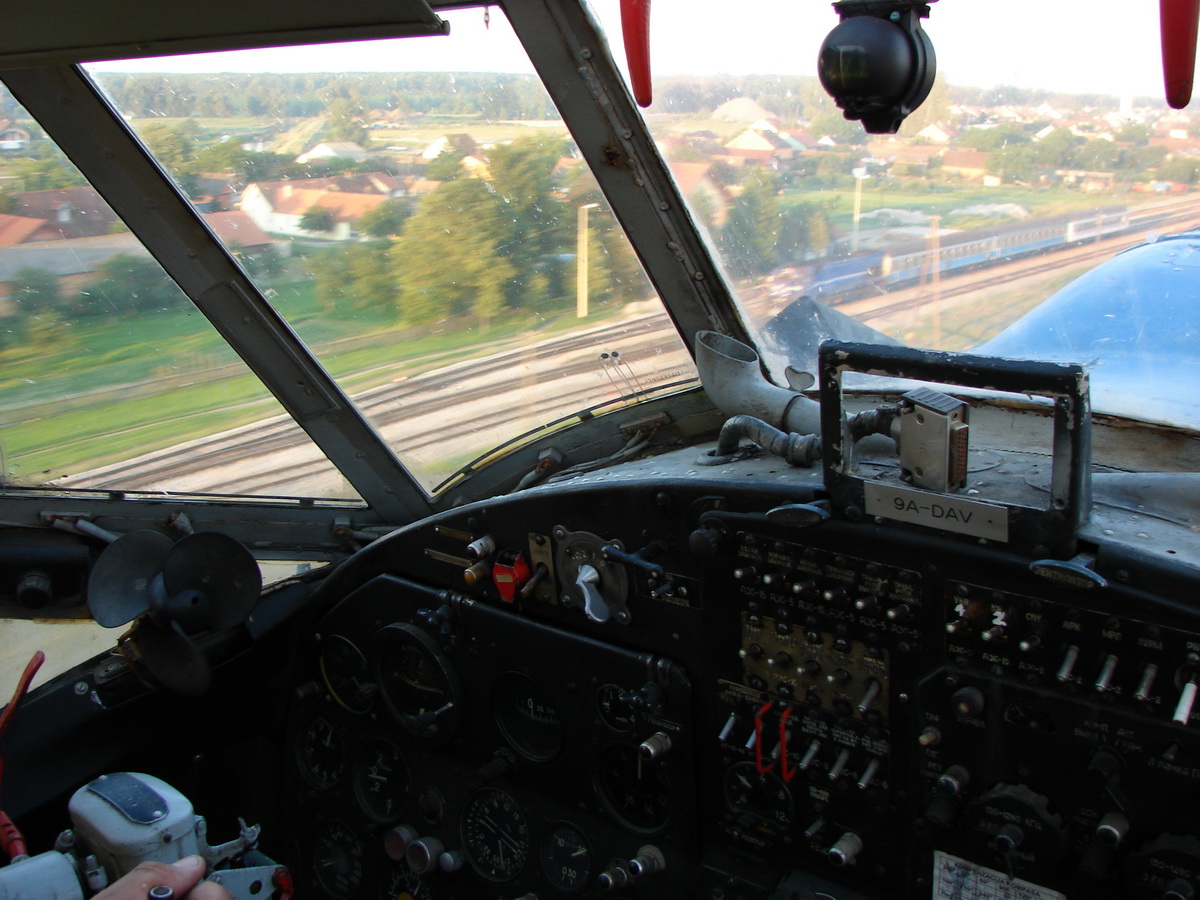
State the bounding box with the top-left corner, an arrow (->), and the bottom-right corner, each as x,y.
385,825 -> 666,892
1054,647 -> 1198,723
720,714 -> 884,790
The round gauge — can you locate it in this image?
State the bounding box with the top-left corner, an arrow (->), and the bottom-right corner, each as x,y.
596,683 -> 636,733
494,672 -> 564,762
320,634 -> 374,714
460,787 -> 531,882
540,821 -> 592,893
594,742 -> 672,834
312,820 -> 364,900
354,738 -> 411,822
723,761 -> 795,829
373,623 -> 463,743
379,865 -> 434,900
295,714 -> 346,790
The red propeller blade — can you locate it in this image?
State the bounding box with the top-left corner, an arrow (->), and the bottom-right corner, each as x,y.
620,0 -> 653,107
1162,0 -> 1200,108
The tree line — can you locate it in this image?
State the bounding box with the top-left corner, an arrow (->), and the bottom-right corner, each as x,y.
92,72 -> 558,121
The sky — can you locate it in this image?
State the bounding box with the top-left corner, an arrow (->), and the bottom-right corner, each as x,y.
88,1 -> 1171,104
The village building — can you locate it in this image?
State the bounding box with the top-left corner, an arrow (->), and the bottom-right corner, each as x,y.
239,181 -> 391,240
940,149 -> 992,181
15,187 -> 120,239
295,141 -> 371,165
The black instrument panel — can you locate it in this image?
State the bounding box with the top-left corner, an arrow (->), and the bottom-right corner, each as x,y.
282,474 -> 1200,900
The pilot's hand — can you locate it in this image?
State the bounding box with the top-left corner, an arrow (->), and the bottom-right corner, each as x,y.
93,856 -> 232,900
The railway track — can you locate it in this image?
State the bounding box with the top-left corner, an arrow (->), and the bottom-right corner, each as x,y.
61,312 -> 688,494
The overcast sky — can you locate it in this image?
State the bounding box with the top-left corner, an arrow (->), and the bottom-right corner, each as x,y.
89,1 -> 1171,103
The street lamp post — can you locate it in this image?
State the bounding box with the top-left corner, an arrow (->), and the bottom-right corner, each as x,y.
577,202 -> 599,318
851,167 -> 868,253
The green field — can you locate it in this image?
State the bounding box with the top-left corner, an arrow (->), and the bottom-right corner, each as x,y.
0,279 -> 627,481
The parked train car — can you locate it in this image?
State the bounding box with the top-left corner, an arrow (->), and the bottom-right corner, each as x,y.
803,206 -> 1130,301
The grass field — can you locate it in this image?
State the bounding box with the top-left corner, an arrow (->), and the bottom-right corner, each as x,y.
0,277 -> 631,481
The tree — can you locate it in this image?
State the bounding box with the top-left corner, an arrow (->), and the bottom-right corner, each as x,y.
299,205 -> 335,234
325,99 -> 368,146
232,244 -> 286,283
808,110 -> 864,145
1075,139 -> 1121,172
1158,157 -> 1200,184
486,136 -> 569,308
959,124 -> 1030,152
78,254 -> 189,315
1116,123 -> 1152,146
357,199 -> 411,238
8,267 -> 61,318
392,179 -> 517,327
1033,129 -> 1082,168
139,122 -> 198,176
425,147 -> 466,181
718,169 -> 782,277
901,72 -> 951,136
777,203 -> 832,263
987,144 -> 1037,183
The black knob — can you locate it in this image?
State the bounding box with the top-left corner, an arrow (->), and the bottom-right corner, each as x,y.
996,824 -> 1025,854
917,796 -> 957,832
1086,750 -> 1121,790
1164,878 -> 1197,900
950,686 -> 986,719
688,525 -> 724,557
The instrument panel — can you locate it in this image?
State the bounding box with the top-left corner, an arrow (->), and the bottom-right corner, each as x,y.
281,447 -> 1200,900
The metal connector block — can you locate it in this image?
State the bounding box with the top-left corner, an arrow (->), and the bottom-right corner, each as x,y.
898,387 -> 969,493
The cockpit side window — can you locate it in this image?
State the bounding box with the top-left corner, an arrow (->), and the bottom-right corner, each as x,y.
82,9 -> 701,497
0,88 -> 361,500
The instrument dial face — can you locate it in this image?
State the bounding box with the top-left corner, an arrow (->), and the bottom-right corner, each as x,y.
379,866 -> 434,900
723,761 -> 795,830
320,634 -> 374,714
295,714 -> 346,790
312,820 -> 364,900
354,737 -> 411,822
373,623 -> 463,743
494,671 -> 564,762
539,821 -> 592,893
594,742 -> 672,834
460,787 -> 531,882
596,683 -> 636,733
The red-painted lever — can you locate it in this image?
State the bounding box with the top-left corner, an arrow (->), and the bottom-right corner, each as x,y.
1162,0 -> 1200,108
620,0 -> 653,107
754,701 -> 774,774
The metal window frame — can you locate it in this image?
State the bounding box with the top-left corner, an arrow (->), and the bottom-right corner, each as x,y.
0,0 -> 748,537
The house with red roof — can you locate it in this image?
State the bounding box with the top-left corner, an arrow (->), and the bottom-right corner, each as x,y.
239,181 -> 392,240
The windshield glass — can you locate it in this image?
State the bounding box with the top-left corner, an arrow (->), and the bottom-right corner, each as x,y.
589,0 -> 1196,431
0,91 -> 361,497
83,9 -> 697,496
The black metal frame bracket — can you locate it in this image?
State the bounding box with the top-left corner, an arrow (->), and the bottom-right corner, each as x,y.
818,341 -> 1092,555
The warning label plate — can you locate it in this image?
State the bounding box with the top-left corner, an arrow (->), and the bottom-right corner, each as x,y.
933,851 -> 1066,900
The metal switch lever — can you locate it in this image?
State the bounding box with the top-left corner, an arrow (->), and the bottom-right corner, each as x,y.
575,565 -> 609,623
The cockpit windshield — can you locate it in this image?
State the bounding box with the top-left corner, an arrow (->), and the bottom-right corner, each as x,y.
3,0 -> 1193,507
11,7 -> 703,498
